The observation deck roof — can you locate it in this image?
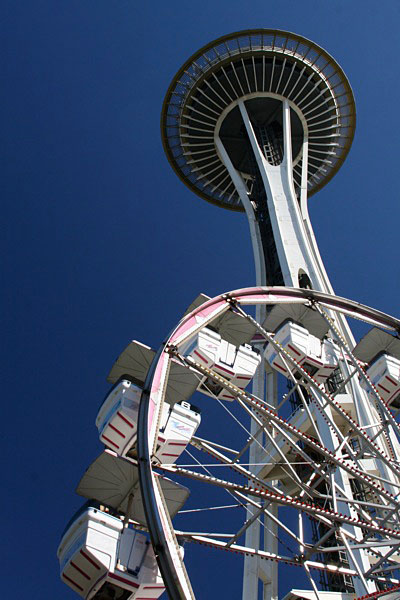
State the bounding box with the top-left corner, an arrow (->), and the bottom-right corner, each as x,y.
161,29 -> 356,211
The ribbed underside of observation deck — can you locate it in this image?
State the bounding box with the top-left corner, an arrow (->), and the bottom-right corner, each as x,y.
162,29 -> 355,211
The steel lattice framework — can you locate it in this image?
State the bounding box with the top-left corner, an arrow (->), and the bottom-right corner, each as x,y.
138,288 -> 400,600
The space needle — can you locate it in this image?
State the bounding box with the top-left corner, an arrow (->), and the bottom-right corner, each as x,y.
161,28 -> 355,293
58,29 -> 400,600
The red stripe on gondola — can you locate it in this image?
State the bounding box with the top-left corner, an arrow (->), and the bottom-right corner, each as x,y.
288,344 -> 302,357
70,561 -> 91,580
143,585 -> 165,589
306,357 -> 323,366
273,362 -> 287,373
109,572 -> 139,588
386,388 -> 400,403
117,411 -> 134,428
378,383 -> 390,394
80,550 -> 101,570
63,573 -> 84,591
194,350 -> 209,363
214,364 -> 235,376
386,375 -> 398,386
102,434 -> 119,449
109,423 -> 126,438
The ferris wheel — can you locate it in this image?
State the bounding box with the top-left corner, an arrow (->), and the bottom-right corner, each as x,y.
58,285 -> 400,600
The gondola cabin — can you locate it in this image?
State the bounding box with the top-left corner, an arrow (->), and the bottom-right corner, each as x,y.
185,327 -> 261,400
360,353 -> 400,409
265,320 -> 337,384
57,505 -> 165,599
96,380 -> 201,462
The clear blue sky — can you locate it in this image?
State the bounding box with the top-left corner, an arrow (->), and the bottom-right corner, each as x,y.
3,1 -> 400,598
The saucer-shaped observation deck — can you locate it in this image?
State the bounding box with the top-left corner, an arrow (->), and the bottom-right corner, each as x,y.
161,29 -> 355,211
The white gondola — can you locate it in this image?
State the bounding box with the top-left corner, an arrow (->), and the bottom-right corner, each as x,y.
57,505 -> 165,599
360,353 -> 400,408
354,327 -> 400,409
264,320 -> 337,384
155,400 -> 201,464
96,380 -> 201,462
184,327 -> 261,400
76,450 -> 190,524
282,591 -> 355,600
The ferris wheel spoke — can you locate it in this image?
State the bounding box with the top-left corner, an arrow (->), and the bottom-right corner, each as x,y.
277,378 -> 304,409
303,525 -> 338,561
184,533 -> 302,567
317,308 -> 400,465
266,424 -> 376,523
363,548 -> 400,579
234,306 -> 400,482
174,449 -> 301,558
268,415 -> 393,517
315,304 -> 400,445
225,503 -> 266,547
174,457 -> 299,558
317,540 -> 400,556
188,434 -> 290,495
173,343 -> 395,506
179,533 -> 373,582
190,435 -> 239,456
231,383 -> 400,511
192,405 -> 332,503
339,530 -> 372,593
157,462 -> 400,543
234,490 -> 304,547
172,347 -> 274,411
307,387 -> 362,460
285,379 -> 326,445
233,421 -> 266,463
379,503 -> 400,531
347,531 -> 400,574
233,394 -> 316,495
171,349 -> 284,467
303,563 -> 323,600
271,349 -> 394,487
